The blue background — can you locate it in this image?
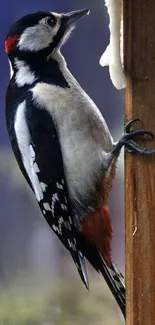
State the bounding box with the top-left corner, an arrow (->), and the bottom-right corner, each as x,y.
0,0 -> 124,322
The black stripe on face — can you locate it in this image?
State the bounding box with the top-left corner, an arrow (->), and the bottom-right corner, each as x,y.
48,16 -> 72,52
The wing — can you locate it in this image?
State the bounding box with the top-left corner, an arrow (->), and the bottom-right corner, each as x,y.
6,90 -> 88,288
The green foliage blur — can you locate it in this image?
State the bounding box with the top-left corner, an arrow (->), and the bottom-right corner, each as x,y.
0,272 -> 123,325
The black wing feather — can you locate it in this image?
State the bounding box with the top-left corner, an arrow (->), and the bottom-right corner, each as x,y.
25,95 -> 88,287
6,83 -> 88,288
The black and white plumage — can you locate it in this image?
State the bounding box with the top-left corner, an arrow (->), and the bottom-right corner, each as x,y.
5,9 -> 155,318
6,79 -> 88,287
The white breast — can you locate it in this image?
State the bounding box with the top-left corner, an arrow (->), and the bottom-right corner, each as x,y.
32,68 -> 113,204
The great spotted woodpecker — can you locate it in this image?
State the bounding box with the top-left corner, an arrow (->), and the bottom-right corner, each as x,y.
5,9 -> 155,318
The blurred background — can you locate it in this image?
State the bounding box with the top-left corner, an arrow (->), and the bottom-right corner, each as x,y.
0,0 -> 124,324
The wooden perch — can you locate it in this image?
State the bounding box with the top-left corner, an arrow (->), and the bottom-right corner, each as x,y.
124,0 -> 155,324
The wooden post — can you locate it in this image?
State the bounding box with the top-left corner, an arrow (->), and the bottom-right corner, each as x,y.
124,0 -> 155,324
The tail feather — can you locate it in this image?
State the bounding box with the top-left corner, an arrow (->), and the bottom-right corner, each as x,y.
76,232 -> 126,318
100,258 -> 125,318
71,250 -> 89,290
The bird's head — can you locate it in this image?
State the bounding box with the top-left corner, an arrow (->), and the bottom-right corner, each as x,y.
5,9 -> 90,59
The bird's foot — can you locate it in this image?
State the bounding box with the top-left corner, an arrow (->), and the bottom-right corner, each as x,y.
113,119 -> 155,155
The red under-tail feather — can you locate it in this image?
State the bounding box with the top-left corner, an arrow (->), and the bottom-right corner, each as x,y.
81,204 -> 113,267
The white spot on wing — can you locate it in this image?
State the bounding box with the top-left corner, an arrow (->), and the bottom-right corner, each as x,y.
29,148 -> 43,201
33,162 -> 40,172
61,203 -> 67,211
52,224 -> 61,234
43,202 -> 51,211
59,216 -> 63,223
58,216 -> 64,233
56,182 -> 63,190
51,193 -> 59,216
29,145 -> 35,158
52,193 -> 59,201
14,101 -> 43,202
40,182 -> 47,192
29,146 -> 40,172
68,239 -> 76,251
69,216 -> 72,224
67,222 -> 71,230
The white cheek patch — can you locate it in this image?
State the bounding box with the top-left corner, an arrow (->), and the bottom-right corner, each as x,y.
15,59 -> 37,87
18,20 -> 60,52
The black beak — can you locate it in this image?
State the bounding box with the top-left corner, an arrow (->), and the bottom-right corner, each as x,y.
63,9 -> 90,25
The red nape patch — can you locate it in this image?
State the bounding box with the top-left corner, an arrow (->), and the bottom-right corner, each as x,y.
81,204 -> 113,267
5,35 -> 19,53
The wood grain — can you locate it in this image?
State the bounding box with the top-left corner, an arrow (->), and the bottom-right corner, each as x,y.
123,0 -> 155,324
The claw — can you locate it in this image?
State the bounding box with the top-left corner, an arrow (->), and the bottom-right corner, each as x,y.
124,129 -> 154,141
125,140 -> 155,155
124,119 -> 154,140
112,119 -> 155,156
125,119 -> 143,133
124,144 -> 135,153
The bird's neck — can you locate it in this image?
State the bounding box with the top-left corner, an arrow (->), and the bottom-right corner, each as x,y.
9,50 -> 72,88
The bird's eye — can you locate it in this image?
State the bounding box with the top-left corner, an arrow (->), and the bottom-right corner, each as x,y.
46,17 -> 55,27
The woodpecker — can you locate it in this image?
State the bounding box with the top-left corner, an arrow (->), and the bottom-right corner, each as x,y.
5,9 -> 155,318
